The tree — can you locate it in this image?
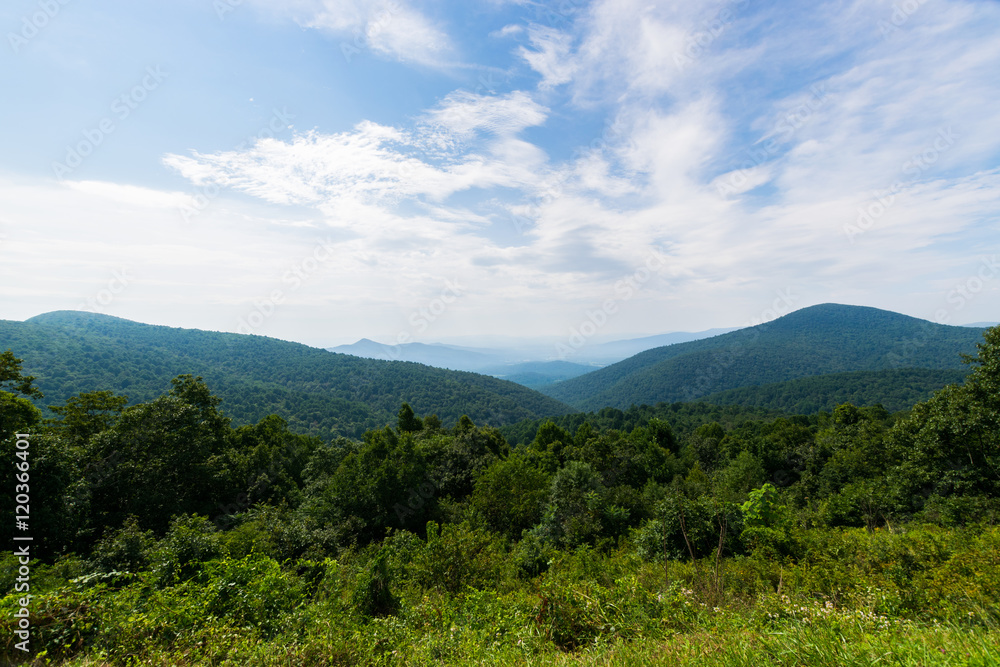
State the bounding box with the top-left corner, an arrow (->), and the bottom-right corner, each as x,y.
740,483 -> 792,559
884,327 -> 1000,521
47,390 -> 128,445
539,461 -> 608,549
0,349 -> 43,399
85,376 -> 231,535
471,454 -> 548,540
397,402 -> 423,433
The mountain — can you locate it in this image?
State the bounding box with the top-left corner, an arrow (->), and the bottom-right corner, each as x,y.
487,360 -> 596,389
328,339 -> 501,370
699,367 -> 970,414
1,311 -> 573,439
576,328 -> 739,363
539,304 -> 988,411
328,327 -> 736,375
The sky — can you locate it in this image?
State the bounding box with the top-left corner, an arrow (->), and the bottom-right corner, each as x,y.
1,0 -> 998,351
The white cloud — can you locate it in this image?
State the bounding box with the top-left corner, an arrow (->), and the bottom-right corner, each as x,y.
141,1 -> 1000,339
65,180 -> 197,210
422,90 -> 548,140
517,26 -> 577,89
244,0 -> 454,67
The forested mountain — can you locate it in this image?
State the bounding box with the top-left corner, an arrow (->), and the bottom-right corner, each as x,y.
540,304 -> 986,411
0,311 -> 573,439
699,367 -> 969,414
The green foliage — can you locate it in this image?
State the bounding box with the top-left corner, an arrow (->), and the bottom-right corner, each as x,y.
740,483 -> 793,558
46,390 -> 128,445
351,548 -> 399,619
201,554 -> 303,635
85,377 -> 230,534
539,461 -> 609,550
702,368 -> 970,414
3,312 -> 1000,663
0,392 -> 42,442
90,516 -> 156,574
397,402 -> 423,433
0,348 -> 43,398
151,514 -> 223,586
409,521 -> 506,594
471,454 -> 548,540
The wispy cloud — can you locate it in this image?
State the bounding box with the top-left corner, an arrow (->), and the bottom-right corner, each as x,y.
244,0 -> 455,67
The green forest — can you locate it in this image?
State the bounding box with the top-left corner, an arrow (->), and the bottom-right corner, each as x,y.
541,304 -> 986,410
0,312 -> 572,440
1,323 -> 999,665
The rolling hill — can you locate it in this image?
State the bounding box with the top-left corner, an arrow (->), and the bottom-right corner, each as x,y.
539,304 -> 988,411
0,311 -> 574,439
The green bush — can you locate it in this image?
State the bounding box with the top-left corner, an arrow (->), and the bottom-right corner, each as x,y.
150,514 -> 222,586
409,521 -> 507,594
90,516 -> 156,574
351,548 -> 399,619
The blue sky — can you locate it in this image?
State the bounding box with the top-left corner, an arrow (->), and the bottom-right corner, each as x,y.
1,0 -> 998,350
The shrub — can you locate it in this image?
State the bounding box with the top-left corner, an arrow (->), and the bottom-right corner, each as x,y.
351,548 -> 399,619
90,516 -> 156,574
409,521 -> 506,594
150,514 -> 222,586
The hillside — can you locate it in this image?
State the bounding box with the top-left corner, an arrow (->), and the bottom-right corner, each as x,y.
699,367 -> 970,414
0,311 -> 573,439
540,304 -> 987,411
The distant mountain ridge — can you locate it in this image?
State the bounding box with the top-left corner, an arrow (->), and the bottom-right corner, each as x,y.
327,327 -> 738,384
2,311 -> 574,439
539,304 -> 989,411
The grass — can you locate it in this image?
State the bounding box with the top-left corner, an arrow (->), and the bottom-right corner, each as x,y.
4,524 -> 1000,665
